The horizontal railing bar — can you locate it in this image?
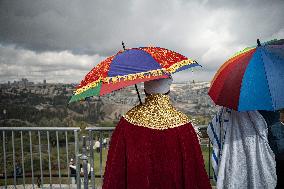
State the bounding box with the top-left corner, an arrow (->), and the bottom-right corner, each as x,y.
1,126 -> 206,131
0,174 -> 213,180
86,126 -> 206,131
0,174 -> 214,180
86,127 -> 115,131
0,174 -> 106,179
0,127 -> 80,131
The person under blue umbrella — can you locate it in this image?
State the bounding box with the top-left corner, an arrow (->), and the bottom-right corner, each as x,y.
259,109 -> 284,189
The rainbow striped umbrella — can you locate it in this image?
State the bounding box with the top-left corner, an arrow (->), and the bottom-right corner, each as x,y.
70,46 -> 199,103
209,39 -> 284,111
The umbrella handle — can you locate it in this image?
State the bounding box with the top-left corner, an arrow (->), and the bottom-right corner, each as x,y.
122,41 -> 142,105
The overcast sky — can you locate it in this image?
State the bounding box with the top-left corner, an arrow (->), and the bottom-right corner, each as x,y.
0,0 -> 283,83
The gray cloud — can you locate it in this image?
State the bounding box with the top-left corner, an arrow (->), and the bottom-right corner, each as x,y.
0,0 -> 283,83
0,45 -> 104,83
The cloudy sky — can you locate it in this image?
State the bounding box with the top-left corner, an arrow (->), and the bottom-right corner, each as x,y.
0,0 -> 283,83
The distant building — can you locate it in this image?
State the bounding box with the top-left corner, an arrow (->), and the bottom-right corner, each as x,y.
21,78 -> 29,88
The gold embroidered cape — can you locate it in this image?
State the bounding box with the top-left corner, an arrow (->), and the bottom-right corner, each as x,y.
123,94 -> 189,130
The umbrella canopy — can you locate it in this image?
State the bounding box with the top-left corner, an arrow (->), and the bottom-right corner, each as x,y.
208,39 -> 284,111
70,47 -> 200,103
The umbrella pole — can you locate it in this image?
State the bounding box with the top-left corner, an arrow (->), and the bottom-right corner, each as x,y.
135,84 -> 142,105
122,41 -> 142,105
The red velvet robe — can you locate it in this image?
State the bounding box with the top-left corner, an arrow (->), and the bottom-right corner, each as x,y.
103,117 -> 211,189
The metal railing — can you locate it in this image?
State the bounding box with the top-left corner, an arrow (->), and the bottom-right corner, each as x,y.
0,126 -> 212,189
0,127 -> 111,189
84,127 -> 114,189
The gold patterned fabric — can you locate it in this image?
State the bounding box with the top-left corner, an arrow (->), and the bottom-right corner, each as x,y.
123,94 -> 190,130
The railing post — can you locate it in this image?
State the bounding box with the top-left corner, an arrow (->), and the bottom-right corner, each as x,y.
12,131 -> 16,188
47,131 -> 52,189
56,131 -> 62,189
2,131 -> 7,188
208,138 -> 211,179
81,136 -> 89,189
29,131 -> 35,189
65,131 -> 71,189
74,130 -> 81,189
38,131 -> 43,188
99,131 -> 103,180
20,131 -> 26,189
89,130 -> 95,189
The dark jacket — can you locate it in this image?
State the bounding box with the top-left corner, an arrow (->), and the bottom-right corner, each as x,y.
259,110 -> 284,159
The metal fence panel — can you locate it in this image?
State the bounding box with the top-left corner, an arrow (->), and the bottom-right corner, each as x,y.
0,126 -> 212,188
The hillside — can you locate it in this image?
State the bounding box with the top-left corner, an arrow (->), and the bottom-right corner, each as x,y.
0,81 -> 217,127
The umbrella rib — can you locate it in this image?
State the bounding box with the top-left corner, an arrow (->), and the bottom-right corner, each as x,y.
259,49 -> 276,110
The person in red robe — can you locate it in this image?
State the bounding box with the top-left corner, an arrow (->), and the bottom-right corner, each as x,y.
103,77 -> 211,189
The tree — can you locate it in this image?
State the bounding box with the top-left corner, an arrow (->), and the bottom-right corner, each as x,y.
38,117 -> 67,146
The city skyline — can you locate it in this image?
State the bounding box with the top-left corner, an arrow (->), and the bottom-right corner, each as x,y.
1,77 -> 201,85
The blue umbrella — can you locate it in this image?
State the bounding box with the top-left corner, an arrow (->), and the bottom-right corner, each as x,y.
209,39 -> 284,111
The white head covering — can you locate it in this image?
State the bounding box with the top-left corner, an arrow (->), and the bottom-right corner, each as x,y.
144,76 -> 173,94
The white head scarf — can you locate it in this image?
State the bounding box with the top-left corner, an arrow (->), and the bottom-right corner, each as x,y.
144,76 -> 173,94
